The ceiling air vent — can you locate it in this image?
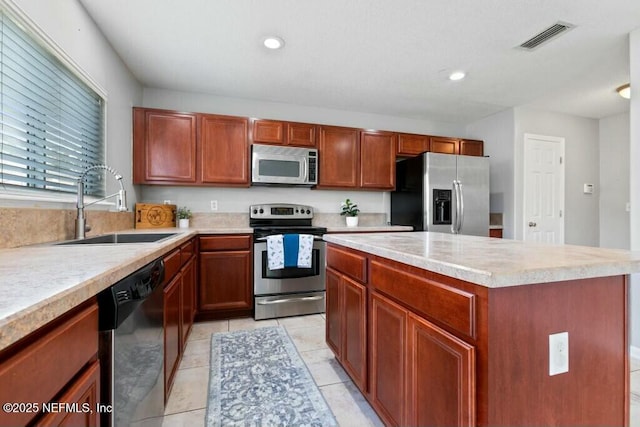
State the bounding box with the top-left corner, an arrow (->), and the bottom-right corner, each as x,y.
518,21 -> 575,51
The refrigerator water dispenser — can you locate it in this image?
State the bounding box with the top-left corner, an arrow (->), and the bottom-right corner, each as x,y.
433,189 -> 452,224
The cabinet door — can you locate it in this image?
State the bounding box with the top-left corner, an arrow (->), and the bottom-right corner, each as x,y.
288,122 -> 317,147
252,119 -> 285,145
37,361 -> 100,427
181,256 -> 196,344
200,114 -> 249,185
407,313 -> 475,427
397,133 -> 429,156
342,275 -> 367,392
370,292 -> 408,427
164,274 -> 182,399
318,126 -> 359,188
430,136 -> 459,155
133,108 -> 197,184
325,267 -> 342,358
459,139 -> 484,156
360,131 -> 396,189
199,250 -> 252,312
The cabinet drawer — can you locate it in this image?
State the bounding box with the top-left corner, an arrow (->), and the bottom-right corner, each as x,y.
199,235 -> 251,251
326,245 -> 367,283
163,248 -> 181,283
0,302 -> 98,427
180,239 -> 195,264
371,260 -> 475,338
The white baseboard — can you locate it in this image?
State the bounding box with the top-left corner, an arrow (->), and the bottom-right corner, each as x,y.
631,345 -> 640,362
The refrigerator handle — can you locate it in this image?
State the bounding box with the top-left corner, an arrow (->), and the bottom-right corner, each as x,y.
452,180 -> 463,233
451,180 -> 459,234
457,180 -> 464,233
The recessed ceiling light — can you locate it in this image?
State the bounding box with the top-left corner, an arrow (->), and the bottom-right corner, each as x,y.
449,71 -> 466,81
617,83 -> 630,99
263,36 -> 285,50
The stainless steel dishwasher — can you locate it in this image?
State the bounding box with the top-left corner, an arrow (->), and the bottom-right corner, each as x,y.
97,258 -> 165,427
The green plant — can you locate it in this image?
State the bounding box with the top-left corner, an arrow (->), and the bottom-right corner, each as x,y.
177,206 -> 192,220
340,199 -> 360,217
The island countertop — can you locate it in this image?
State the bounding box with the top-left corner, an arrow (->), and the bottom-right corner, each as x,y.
323,231 -> 640,287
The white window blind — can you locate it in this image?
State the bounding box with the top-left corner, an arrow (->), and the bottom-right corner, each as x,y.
0,9 -> 105,197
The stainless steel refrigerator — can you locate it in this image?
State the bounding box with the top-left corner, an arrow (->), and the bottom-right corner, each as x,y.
391,152 -> 490,236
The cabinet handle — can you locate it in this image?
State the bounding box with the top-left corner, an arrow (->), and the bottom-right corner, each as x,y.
528,221 -> 537,227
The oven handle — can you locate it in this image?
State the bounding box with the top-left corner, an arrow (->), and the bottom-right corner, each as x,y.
256,295 -> 324,305
254,236 -> 325,242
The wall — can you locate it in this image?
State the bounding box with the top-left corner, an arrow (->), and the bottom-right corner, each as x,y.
3,0 -> 143,207
513,107 -> 600,246
599,113 -> 630,249
141,88 -> 467,217
466,108 -> 515,238
629,28 -> 640,352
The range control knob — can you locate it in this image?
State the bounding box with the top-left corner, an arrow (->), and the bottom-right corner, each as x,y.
252,209 -> 258,214
306,209 -> 311,214
259,208 -> 264,214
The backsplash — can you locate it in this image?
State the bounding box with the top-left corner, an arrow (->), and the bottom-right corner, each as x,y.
0,208 -> 134,249
0,209 -> 389,249
190,212 -> 388,228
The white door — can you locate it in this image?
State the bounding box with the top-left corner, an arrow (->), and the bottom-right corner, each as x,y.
523,134 -> 565,243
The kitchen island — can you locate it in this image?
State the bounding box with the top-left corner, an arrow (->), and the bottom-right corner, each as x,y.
323,231 -> 640,427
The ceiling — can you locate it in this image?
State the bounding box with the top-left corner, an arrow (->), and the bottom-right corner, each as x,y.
79,0 -> 640,124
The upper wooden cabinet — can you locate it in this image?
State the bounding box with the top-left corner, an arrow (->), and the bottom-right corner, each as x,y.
133,108 -> 197,184
430,136 -> 459,155
200,114 -> 250,186
460,139 -> 484,156
397,133 -> 430,156
251,119 -> 317,147
318,125 -> 360,188
360,130 -> 396,190
430,136 -> 484,156
133,108 -> 249,186
318,126 -> 395,190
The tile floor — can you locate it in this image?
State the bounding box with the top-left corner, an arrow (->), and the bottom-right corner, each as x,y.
160,314 -> 383,427
156,314 -> 640,427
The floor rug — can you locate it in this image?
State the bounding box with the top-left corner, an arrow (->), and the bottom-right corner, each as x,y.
206,326 -> 338,427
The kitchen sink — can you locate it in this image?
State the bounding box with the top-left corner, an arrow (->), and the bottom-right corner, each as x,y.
56,232 -> 177,245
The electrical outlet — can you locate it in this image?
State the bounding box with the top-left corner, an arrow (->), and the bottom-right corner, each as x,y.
210,200 -> 218,211
549,332 -> 569,376
163,200 -> 171,205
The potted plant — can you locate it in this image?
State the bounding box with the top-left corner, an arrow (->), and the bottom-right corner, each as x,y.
176,206 -> 192,228
340,198 -> 360,227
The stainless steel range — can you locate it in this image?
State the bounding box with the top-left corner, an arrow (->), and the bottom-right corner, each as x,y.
250,203 -> 327,320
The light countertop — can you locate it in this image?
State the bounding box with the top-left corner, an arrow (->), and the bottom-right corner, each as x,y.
0,227 -> 248,352
323,232 -> 640,288
0,225 -> 411,351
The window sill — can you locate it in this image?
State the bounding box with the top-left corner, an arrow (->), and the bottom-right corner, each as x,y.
0,190 -> 116,210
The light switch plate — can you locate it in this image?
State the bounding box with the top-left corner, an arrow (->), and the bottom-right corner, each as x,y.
549,332 -> 569,376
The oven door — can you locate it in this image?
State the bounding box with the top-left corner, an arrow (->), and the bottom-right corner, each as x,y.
253,240 -> 326,295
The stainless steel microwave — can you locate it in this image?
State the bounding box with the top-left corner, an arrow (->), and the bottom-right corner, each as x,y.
251,144 -> 318,186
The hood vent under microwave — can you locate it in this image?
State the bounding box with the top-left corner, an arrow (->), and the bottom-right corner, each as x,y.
518,21 -> 575,51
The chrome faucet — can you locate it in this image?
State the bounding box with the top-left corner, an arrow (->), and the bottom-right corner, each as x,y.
76,165 -> 128,239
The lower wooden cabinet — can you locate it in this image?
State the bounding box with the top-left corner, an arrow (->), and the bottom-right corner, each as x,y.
327,244 -> 477,426
181,256 -> 196,341
325,266 -> 367,392
163,273 -> 182,400
370,292 -> 407,426
37,361 -> 101,427
163,238 -> 197,402
0,301 -> 99,426
407,312 -> 475,427
198,235 -> 253,319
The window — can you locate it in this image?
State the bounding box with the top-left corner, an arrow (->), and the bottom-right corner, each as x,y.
0,7 -> 105,198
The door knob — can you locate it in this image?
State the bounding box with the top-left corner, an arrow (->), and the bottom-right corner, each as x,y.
528,221 -> 537,227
